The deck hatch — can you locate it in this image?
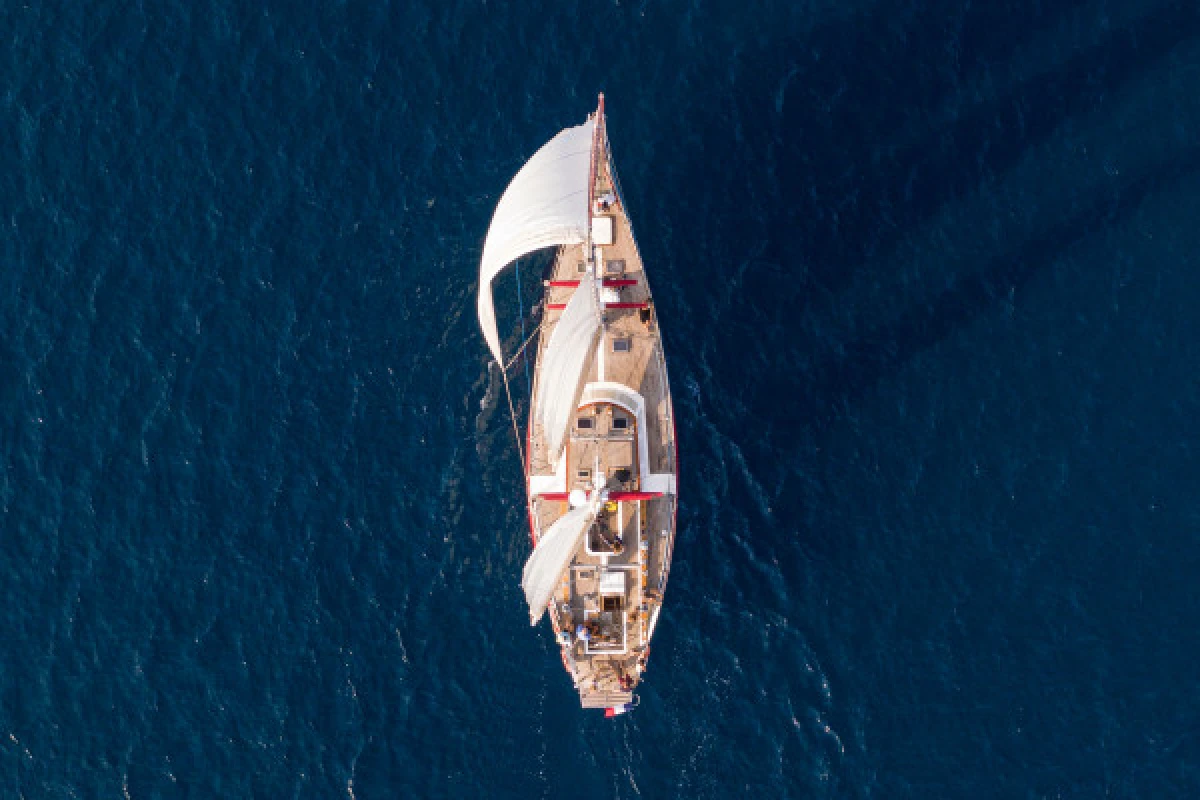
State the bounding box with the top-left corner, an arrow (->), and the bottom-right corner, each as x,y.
599,570 -> 626,596
592,216 -> 614,245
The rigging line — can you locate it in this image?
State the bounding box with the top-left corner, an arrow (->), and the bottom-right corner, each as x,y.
499,365 -> 527,480
504,320 -> 543,373
498,258 -> 532,482
514,259 -> 533,395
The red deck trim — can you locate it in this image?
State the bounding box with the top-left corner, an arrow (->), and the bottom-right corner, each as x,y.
535,490 -> 663,502
546,301 -> 649,311
547,279 -> 637,288
610,491 -> 663,501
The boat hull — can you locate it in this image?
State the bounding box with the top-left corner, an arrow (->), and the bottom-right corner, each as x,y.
523,114 -> 678,710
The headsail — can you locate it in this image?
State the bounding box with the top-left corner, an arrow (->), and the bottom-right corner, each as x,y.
535,273 -> 602,464
478,121 -> 595,364
522,500 -> 597,625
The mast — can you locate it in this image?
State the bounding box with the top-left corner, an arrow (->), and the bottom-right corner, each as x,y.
586,93 -> 604,255
588,93 -> 607,355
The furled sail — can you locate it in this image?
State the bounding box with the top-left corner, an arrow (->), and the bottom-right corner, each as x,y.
522,501 -> 596,625
478,121 -> 595,364
535,274 -> 602,464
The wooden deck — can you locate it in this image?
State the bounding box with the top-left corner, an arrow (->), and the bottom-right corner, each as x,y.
525,115 -> 678,710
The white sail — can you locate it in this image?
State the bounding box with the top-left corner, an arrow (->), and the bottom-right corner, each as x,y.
478,121 -> 595,364
535,274 -> 602,464
522,501 -> 596,625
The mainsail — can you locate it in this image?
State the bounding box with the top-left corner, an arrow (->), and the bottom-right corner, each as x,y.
522,500 -> 597,625
535,273 -> 602,464
477,121 -> 595,364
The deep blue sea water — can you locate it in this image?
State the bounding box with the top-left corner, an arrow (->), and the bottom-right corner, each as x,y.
3,0 -> 1200,796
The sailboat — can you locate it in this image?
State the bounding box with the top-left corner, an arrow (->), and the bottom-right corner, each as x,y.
477,95 -> 679,713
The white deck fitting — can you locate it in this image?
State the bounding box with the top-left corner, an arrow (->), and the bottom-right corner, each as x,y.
592,216 -> 614,245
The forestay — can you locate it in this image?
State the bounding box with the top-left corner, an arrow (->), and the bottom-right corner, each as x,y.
478,121 -> 595,364
522,501 -> 596,625
535,274 -> 602,464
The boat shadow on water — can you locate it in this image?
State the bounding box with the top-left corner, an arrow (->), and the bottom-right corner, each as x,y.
662,0 -> 1200,443
652,0 -> 1200,606
743,0 -> 1199,306
792,142 -> 1200,429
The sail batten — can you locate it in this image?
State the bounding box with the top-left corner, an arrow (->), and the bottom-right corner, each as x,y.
522,502 -> 596,625
535,274 -> 602,464
478,121 -> 595,364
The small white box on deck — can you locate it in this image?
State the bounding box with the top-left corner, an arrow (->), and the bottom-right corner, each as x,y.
592,216 -> 614,245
